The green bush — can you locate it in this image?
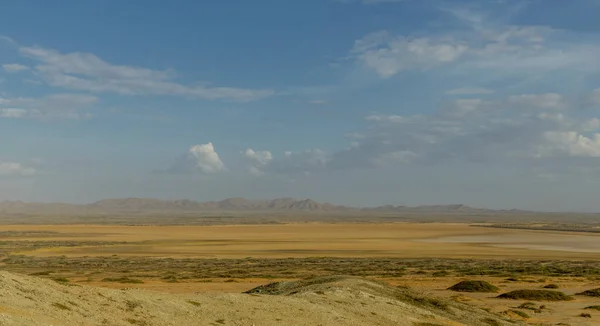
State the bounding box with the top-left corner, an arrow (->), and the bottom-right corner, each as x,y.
577,288 -> 600,297
497,289 -> 572,301
448,280 -> 499,293
543,283 -> 559,289
101,277 -> 144,284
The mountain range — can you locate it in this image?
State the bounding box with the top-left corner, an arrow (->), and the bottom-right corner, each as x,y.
0,197 -> 533,215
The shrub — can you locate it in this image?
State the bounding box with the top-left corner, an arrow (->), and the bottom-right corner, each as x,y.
497,289 -> 573,301
543,284 -> 559,289
481,318 -> 501,326
448,280 -> 499,293
517,302 -> 536,309
509,310 -> 530,318
518,302 -> 542,313
585,305 -> 600,311
51,303 -> 71,311
30,271 -> 53,276
52,277 -> 70,284
577,288 -> 600,297
579,313 -> 592,318
101,277 -> 144,284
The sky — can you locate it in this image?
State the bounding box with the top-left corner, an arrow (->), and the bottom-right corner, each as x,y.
1,0 -> 600,212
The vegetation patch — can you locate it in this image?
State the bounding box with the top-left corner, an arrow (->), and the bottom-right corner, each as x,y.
577,288 -> 600,297
52,277 -> 70,284
481,318 -> 501,326
543,283 -> 559,289
497,289 -> 573,301
585,305 -> 600,311
448,280 -> 499,293
102,277 -> 144,284
517,302 -> 542,313
30,271 -> 53,276
125,300 -> 141,311
508,309 -> 530,318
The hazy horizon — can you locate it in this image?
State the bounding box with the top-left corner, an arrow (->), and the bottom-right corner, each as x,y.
2,0 -> 600,212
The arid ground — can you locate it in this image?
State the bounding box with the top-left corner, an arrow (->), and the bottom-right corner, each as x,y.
1,222 -> 600,325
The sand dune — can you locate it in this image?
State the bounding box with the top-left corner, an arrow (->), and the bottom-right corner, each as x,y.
0,272 -> 516,326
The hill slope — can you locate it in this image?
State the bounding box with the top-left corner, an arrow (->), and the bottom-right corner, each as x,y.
0,272 -> 518,326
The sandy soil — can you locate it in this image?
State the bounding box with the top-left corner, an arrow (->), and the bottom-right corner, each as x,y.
0,272 -> 517,326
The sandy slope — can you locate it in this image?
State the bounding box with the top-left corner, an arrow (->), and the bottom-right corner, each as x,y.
0,272 -> 519,326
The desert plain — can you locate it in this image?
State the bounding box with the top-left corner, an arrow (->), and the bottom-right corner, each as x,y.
0,214 -> 600,325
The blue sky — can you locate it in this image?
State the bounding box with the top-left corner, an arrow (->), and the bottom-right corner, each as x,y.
1,0 -> 600,211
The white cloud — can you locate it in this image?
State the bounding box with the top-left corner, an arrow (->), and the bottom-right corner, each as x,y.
362,0 -> 404,2
188,143 -> 226,174
243,149 -> 273,166
365,114 -> 407,123
508,93 -> 564,109
540,132 -> 600,158
18,46 -> 273,102
0,94 -> 97,120
351,31 -> 468,78
445,87 -> 494,95
0,108 -> 29,118
0,35 -> 15,45
0,162 -> 36,177
2,63 -> 29,72
324,89 -> 600,173
243,148 -> 329,176
582,118 -> 600,132
453,99 -> 489,115
350,12 -> 600,80
372,150 -> 418,166
333,0 -> 405,3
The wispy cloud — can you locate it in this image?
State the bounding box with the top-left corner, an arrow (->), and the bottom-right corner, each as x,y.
17,45 -> 274,102
330,90 -> 600,172
350,31 -> 468,78
247,89 -> 600,177
0,162 -> 36,177
334,0 -> 407,4
445,87 -> 495,95
2,63 -> 29,72
348,6 -> 600,82
243,148 -> 328,176
0,35 -> 15,45
0,93 -> 97,120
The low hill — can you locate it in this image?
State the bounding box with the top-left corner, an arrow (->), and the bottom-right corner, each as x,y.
0,272 -> 517,326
